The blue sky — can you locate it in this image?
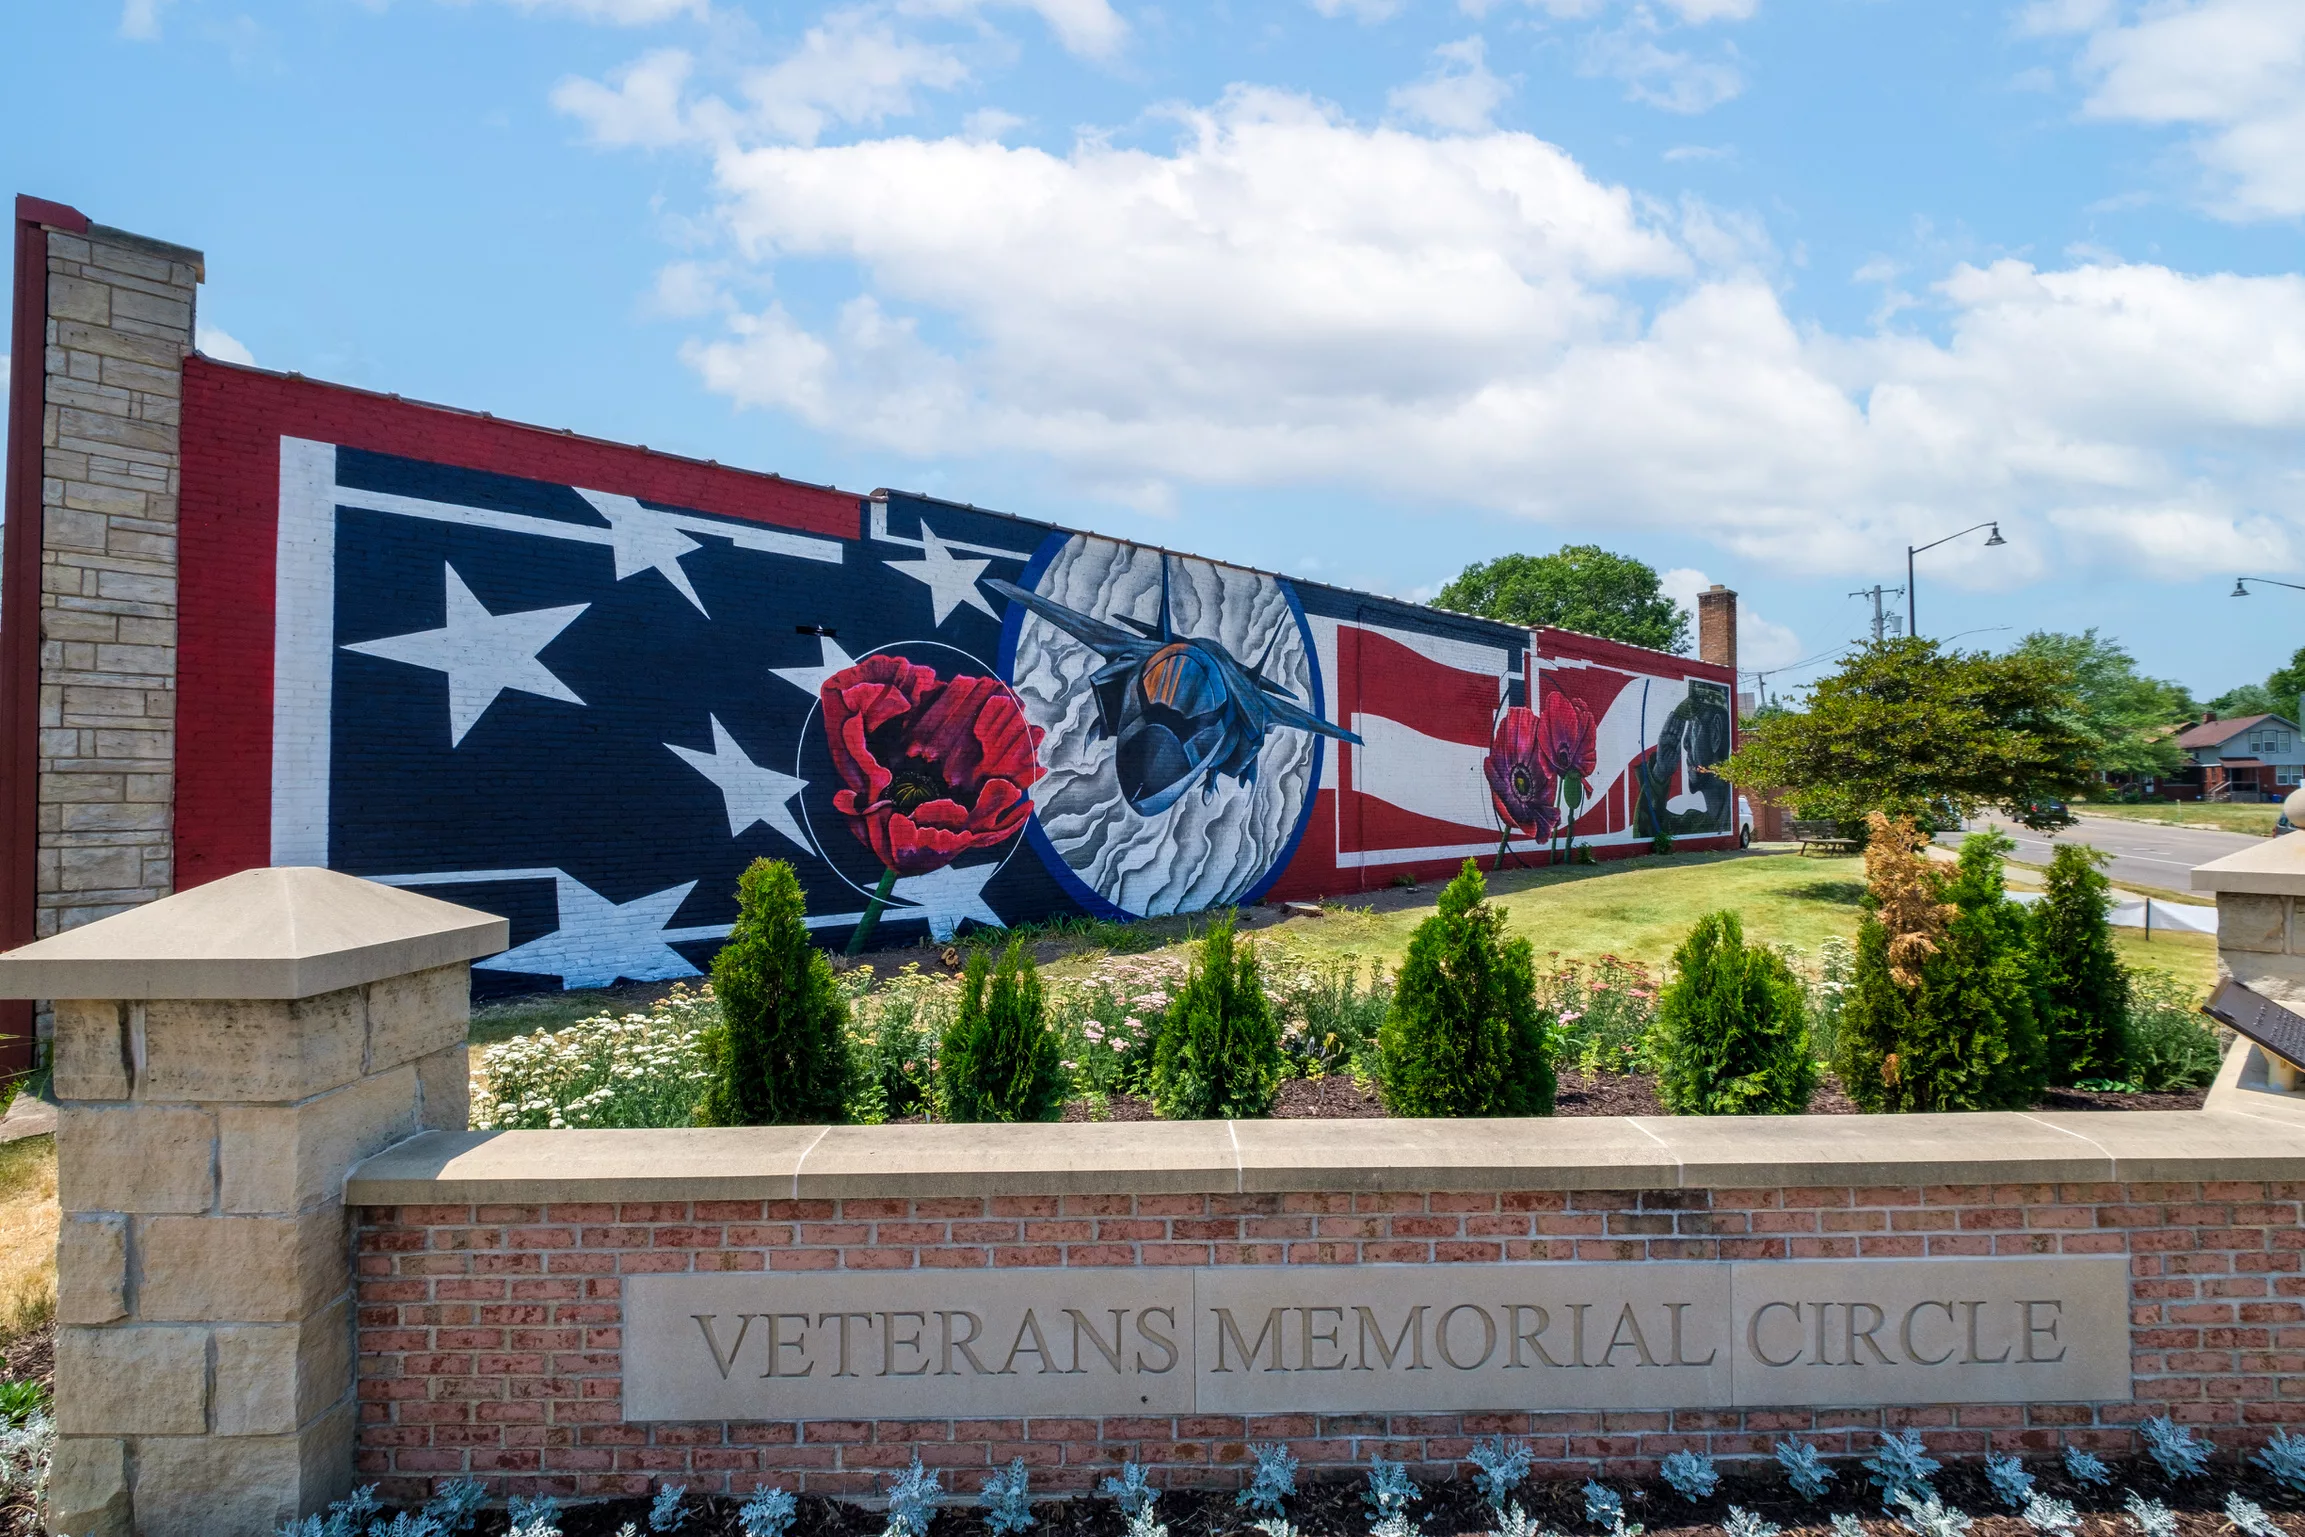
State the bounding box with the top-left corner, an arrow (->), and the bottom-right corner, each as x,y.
6,0 -> 2303,704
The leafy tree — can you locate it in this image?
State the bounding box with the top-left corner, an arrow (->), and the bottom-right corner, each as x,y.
1378,861 -> 1555,1117
2031,844 -> 2130,1085
1435,546 -> 1690,654
697,859 -> 854,1126
1650,910 -> 1818,1115
2212,682 -> 2278,717
2009,629 -> 2196,780
1720,638 -> 2095,829
939,940 -> 1068,1123
1149,917 -> 1283,1119
2266,646 -> 2305,716
1837,825 -> 2047,1112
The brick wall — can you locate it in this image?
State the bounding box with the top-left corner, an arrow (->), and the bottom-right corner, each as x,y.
352,1181 -> 2305,1504
36,224 -> 201,936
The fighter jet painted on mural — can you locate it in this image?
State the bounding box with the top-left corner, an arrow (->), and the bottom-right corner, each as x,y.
987,561 -> 1362,816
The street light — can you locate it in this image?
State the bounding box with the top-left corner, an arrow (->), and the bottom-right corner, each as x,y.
1906,522 -> 2006,638
2233,576 -> 2305,596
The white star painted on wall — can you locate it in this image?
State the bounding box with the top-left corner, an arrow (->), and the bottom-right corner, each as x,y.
772,634 -> 858,699
478,876 -> 703,988
575,490 -> 709,615
885,523 -> 998,626
343,565 -> 588,746
666,716 -> 811,851
890,861 -> 1004,943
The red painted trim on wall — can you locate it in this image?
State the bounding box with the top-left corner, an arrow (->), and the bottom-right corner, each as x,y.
176,360 -> 870,890
1535,626 -> 1735,686
1,196 -> 89,1075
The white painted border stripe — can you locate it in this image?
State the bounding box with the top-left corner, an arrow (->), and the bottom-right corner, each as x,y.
271,437 -> 337,865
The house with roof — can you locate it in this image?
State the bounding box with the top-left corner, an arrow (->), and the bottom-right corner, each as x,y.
2171,711 -> 2305,801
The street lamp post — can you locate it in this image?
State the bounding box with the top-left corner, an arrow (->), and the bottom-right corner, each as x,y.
1907,521 -> 2006,638
2233,576 -> 2305,597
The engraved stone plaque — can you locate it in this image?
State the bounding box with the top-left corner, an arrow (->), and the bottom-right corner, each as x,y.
620,1256 -> 2131,1421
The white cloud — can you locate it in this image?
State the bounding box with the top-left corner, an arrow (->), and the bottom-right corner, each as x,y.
2049,0 -> 2305,221
194,324 -> 256,366
659,87 -> 2305,588
1582,17 -> 1745,113
897,0 -> 1126,57
119,0 -> 173,38
555,15 -> 971,149
1313,0 -> 1406,23
1388,37 -> 1513,132
554,48 -> 697,146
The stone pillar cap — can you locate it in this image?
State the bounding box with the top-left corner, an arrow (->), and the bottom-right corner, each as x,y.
0,867 -> 509,1000
2193,834 -> 2305,897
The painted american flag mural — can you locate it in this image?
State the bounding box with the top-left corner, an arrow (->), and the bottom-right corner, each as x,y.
175,375 -> 1735,994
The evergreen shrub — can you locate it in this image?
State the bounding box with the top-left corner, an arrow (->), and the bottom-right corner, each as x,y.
2031,843 -> 2130,1084
1837,820 -> 2047,1112
1651,910 -> 1818,1115
1377,860 -> 1554,1117
697,858 -> 854,1126
939,941 -> 1068,1123
1150,917 -> 1283,1119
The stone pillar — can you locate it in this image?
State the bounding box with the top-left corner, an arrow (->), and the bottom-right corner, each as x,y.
1696,583 -> 1737,677
37,220 -> 203,938
2193,835 -> 2305,1011
0,867 -> 505,1537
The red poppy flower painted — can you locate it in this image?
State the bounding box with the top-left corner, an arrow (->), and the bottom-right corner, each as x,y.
1482,706 -> 1559,838
1536,690 -> 1598,781
821,655 -> 1044,878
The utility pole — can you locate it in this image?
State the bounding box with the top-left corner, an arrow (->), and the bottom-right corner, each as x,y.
1849,584 -> 1905,643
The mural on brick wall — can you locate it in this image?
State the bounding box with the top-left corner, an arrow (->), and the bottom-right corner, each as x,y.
172,378 -> 1734,994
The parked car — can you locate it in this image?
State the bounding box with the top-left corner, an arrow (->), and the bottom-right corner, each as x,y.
1737,795 -> 1754,847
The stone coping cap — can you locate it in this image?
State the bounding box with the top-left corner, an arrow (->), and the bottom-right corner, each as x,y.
349,1091 -> 2305,1207
2192,835 -> 2305,895
0,867 -> 508,999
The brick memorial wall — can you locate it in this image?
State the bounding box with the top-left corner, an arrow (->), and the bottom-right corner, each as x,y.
346,1129 -> 2305,1505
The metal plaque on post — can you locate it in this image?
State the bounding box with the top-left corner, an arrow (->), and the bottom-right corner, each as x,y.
2203,978 -> 2305,1071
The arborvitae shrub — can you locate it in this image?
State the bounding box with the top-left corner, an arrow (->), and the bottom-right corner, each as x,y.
697,858 -> 853,1126
1651,910 -> 1818,1115
1377,860 -> 1555,1117
2031,842 -> 2131,1084
1838,827 -> 2047,1112
1149,916 -> 1283,1119
938,941 -> 1068,1123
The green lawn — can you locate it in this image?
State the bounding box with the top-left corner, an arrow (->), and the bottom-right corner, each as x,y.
1245,849 -> 2215,1000
2075,802 -> 2282,836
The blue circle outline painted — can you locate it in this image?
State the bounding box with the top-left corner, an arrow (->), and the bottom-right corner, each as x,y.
997,535 -> 1328,921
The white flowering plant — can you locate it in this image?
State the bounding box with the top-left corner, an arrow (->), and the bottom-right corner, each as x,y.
471,986 -> 717,1130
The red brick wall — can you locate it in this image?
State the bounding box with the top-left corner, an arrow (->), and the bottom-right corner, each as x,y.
352,1181 -> 2305,1505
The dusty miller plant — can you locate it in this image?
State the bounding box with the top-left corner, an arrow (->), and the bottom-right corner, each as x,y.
2223,1494 -> 2280,1537
1239,1443 -> 1299,1517
507,1495 -> 564,1537
1864,1431 -> 1941,1507
649,1484 -> 688,1534
1364,1455 -> 1423,1534
884,1454 -> 943,1537
2253,1427 -> 2305,1495
1723,1509 -> 1783,1537
1775,1439 -> 1836,1502
980,1459 -> 1036,1536
1983,1453 -> 2035,1510
1467,1435 -> 1534,1514
1101,1462 -> 1155,1516
2123,1493 -> 2179,1537
2022,1496 -> 2079,1536
1891,1489 -> 1972,1537
740,1485 -> 799,1537
1829,1515 -> 1867,1537
2141,1417 -> 2212,1480
1660,1451 -> 1719,1502
2062,1448 -> 2111,1488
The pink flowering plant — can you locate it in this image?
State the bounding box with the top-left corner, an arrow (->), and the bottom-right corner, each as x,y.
1539,953 -> 1663,1075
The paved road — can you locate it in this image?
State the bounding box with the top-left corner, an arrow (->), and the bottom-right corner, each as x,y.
1933,812 -> 2267,895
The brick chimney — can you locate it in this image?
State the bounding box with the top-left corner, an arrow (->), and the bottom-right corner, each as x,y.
1697,584 -> 1738,676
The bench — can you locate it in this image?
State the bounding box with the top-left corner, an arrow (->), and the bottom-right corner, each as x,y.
1789,819 -> 1858,855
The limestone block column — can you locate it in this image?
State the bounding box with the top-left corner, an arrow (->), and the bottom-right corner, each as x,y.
0,867 -> 505,1537
2193,831 -> 2305,1009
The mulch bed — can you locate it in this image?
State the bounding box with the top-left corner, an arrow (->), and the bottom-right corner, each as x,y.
1062,1074 -> 2203,1122
359,1461 -> 2304,1535
2,1322 -> 50,1393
